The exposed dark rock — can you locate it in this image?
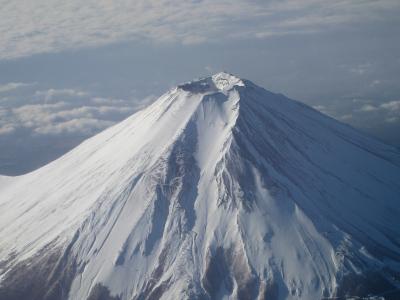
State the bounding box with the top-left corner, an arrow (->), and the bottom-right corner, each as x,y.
144,279 -> 171,300
87,284 -> 121,300
0,240 -> 78,300
258,279 -> 280,300
202,247 -> 234,299
135,245 -> 171,300
334,270 -> 400,300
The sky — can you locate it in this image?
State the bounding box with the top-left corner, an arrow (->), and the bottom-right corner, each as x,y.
0,0 -> 400,175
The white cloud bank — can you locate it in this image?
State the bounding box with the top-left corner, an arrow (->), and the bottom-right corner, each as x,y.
0,0 -> 399,60
313,98 -> 400,129
0,83 -> 155,137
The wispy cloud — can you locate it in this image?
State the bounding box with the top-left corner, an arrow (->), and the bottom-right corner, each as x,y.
0,124 -> 15,135
359,104 -> 378,112
313,98 -> 400,129
308,100 -> 399,151
0,82 -> 155,174
0,0 -> 399,60
381,100 -> 400,112
359,100 -> 400,119
0,83 -> 155,137
0,82 -> 36,93
350,63 -> 372,76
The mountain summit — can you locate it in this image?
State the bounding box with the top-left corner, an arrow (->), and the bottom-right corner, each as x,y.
0,73 -> 399,300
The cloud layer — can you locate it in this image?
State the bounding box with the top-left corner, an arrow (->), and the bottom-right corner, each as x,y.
0,83 -> 154,137
0,0 -> 399,60
0,81 -> 156,175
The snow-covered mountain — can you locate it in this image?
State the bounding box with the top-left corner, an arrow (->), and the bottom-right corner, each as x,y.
0,72 -> 399,300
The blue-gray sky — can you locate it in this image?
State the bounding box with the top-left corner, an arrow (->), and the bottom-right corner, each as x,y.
0,0 -> 400,175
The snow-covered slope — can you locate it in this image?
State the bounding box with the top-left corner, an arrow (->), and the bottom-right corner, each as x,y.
0,72 -> 399,300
